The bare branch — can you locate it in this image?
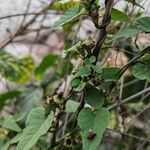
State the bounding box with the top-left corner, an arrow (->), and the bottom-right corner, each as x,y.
109,87 -> 150,110
0,0 -> 55,49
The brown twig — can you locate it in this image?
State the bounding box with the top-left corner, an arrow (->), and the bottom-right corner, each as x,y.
0,0 -> 55,49
107,128 -> 150,143
108,87 -> 150,110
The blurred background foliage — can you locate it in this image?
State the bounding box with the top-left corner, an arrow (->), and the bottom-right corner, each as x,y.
0,0 -> 150,149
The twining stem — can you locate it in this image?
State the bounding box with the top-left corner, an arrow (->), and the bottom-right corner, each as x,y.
92,0 -> 114,61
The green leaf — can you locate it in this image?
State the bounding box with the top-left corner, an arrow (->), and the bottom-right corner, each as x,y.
65,41 -> 81,53
71,78 -> 87,91
52,6 -> 82,28
74,81 -> 86,92
78,107 -> 110,150
85,87 -> 104,109
111,8 -> 130,22
89,56 -> 96,63
0,90 -> 21,110
0,140 -> 5,148
1,133 -> 23,150
74,66 -> 91,78
136,17 -> 150,31
70,78 -> 81,88
132,63 -> 150,82
10,133 -> 23,144
102,67 -> 120,82
20,87 -> 43,113
1,143 -> 9,150
0,51 -> 34,83
114,25 -> 140,39
2,115 -> 21,132
114,17 -> 150,39
16,107 -> 53,150
84,57 -> 102,74
35,54 -> 58,80
91,65 -> 102,74
65,100 -> 79,113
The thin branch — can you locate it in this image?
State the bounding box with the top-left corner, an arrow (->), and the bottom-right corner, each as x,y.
107,128 -> 150,143
0,0 -> 55,49
0,11 -> 62,20
108,87 -> 150,110
119,46 -> 150,77
125,103 -> 150,132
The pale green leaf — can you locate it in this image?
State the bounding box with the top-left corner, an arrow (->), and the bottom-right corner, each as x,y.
65,100 -> 79,113
74,66 -> 91,78
10,133 -> 23,144
114,17 -> 150,39
2,115 -> 21,132
16,107 -> 54,150
20,87 -> 43,113
52,6 -> 82,28
0,51 -> 34,83
74,82 -> 86,91
89,56 -> 96,63
1,143 -> 9,150
91,65 -> 102,74
132,63 -> 150,82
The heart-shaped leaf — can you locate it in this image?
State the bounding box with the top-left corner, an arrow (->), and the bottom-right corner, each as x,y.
78,107 -> 110,150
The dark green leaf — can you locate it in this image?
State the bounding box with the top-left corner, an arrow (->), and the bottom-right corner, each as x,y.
86,87 -> 104,109
70,78 -> 81,88
102,67 -> 120,81
0,90 -> 21,110
35,54 -> 58,80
